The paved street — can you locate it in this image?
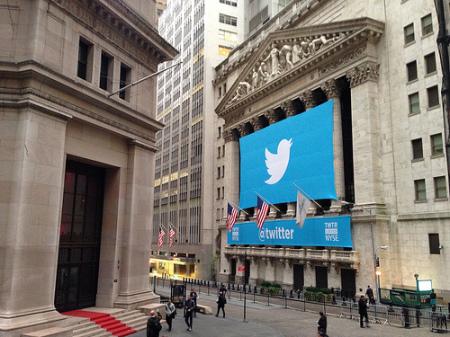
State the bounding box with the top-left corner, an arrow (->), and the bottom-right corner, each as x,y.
131,286 -> 438,337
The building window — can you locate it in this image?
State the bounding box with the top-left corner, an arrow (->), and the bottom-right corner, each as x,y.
218,29 -> 238,43
428,233 -> 440,254
221,186 -> 224,199
424,53 -> 437,75
217,146 -> 221,158
434,176 -> 447,199
219,13 -> 237,26
119,63 -> 131,101
431,133 -> 443,156
421,14 -> 433,36
404,23 -> 415,44
77,38 -> 93,81
218,126 -> 222,138
222,144 -> 225,156
406,61 -> 418,82
217,187 -> 220,200
219,0 -> 237,6
218,86 -> 222,98
219,45 -> 233,57
427,86 -> 440,108
411,138 -> 423,160
99,52 -> 113,92
222,165 -> 225,178
224,82 -> 227,93
408,93 -> 420,115
414,179 -> 426,202
217,167 -> 221,179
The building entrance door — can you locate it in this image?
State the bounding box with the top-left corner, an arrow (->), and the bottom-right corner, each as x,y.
293,264 -> 304,291
341,268 -> 356,299
55,161 -> 105,312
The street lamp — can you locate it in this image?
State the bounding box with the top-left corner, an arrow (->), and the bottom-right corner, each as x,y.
374,245 -> 388,303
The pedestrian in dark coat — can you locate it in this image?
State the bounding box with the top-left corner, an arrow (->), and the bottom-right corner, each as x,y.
366,285 -> 375,304
358,295 -> 369,328
190,290 -> 198,317
184,295 -> 195,332
147,310 -> 162,337
216,284 -> 227,318
317,311 -> 328,337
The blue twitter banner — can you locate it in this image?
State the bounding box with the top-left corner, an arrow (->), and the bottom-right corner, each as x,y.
239,100 -> 336,209
227,216 -> 352,248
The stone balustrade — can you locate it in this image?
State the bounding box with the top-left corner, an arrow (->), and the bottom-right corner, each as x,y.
224,246 -> 359,269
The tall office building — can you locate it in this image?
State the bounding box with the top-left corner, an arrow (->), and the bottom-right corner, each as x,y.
150,0 -> 244,280
245,0 -> 291,37
214,0 -> 450,302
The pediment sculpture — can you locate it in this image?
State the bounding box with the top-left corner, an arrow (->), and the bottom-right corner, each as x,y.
226,33 -> 346,107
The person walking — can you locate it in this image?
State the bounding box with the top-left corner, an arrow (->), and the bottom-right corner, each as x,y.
317,311 -> 328,337
358,295 -> 369,328
147,310 -> 162,337
190,290 -> 198,317
184,295 -> 195,332
164,300 -> 176,332
216,284 -> 227,318
366,285 -> 375,305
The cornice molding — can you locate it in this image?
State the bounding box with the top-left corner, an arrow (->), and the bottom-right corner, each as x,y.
49,0 -> 177,67
0,62 -> 163,144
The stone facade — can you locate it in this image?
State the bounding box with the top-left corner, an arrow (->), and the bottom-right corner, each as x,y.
214,0 -> 450,302
0,0 -> 176,336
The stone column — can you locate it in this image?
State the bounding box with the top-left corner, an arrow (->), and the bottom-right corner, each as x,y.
346,62 -> 383,205
299,90 -> 315,110
282,260 -> 293,287
264,259 -> 275,282
280,100 -> 296,118
322,79 -> 345,205
250,116 -> 265,131
0,108 -> 69,333
286,202 -> 296,217
114,142 -> 158,308
224,129 -> 240,206
282,99 -> 297,216
249,257 -> 259,285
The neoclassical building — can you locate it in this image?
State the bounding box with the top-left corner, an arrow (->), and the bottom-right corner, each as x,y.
214,0 -> 450,301
0,0 -> 176,336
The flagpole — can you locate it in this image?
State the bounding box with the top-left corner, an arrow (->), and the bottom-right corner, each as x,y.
229,201 -> 249,215
254,192 -> 282,213
292,183 -> 323,209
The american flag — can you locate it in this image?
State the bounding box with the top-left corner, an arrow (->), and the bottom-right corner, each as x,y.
158,227 -> 165,248
256,195 -> 269,230
168,224 -> 176,247
226,203 -> 239,231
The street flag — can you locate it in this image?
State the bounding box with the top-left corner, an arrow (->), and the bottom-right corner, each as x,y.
226,203 -> 239,231
158,227 -> 165,248
296,190 -> 311,227
256,195 -> 269,230
168,224 -> 176,248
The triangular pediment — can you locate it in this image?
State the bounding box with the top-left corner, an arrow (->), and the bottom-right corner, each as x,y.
216,17 -> 384,116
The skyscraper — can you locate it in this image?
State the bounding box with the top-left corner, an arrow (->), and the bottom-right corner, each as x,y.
151,0 -> 244,280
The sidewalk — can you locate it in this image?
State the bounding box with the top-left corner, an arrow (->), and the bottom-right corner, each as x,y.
131,285 -> 437,337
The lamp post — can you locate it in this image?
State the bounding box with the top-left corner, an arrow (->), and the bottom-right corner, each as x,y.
374,245 -> 389,303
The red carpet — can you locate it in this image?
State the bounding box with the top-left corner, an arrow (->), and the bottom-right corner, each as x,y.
63,310 -> 137,336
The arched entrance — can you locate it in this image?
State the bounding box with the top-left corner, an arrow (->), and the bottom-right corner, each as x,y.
55,160 -> 105,312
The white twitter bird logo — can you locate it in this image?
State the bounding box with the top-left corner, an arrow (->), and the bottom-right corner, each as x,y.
265,138 -> 293,185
